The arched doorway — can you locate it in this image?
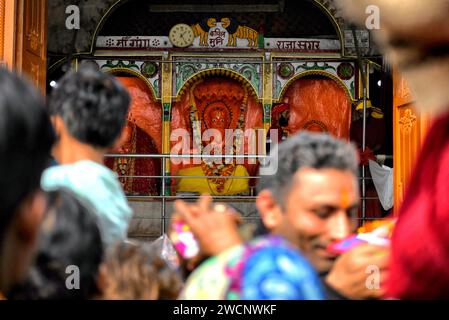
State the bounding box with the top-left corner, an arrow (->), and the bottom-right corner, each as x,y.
278,75 -> 352,140
171,74 -> 264,196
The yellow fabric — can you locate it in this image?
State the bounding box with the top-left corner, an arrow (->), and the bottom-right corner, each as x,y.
355,99 -> 373,111
176,165 -> 250,195
371,107 -> 384,119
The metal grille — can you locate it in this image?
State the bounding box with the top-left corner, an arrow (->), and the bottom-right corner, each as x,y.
105,153 -> 390,239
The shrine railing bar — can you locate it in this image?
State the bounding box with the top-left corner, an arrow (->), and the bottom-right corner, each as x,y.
104,153 -> 388,235
105,154 -> 269,159
105,153 -> 269,234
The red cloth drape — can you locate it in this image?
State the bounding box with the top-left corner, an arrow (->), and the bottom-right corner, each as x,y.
105,77 -> 162,195
282,78 -> 352,139
116,77 -> 162,153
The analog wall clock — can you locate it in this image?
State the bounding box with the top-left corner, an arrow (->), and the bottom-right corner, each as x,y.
169,23 -> 195,48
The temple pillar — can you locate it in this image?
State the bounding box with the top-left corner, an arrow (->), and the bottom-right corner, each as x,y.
262,53 -> 273,162
162,52 -> 173,196
263,53 -> 273,132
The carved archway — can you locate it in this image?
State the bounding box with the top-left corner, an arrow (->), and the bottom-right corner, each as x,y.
170,73 -> 264,191
107,68 -> 158,101
278,70 -> 354,103
176,68 -> 260,102
279,74 -> 353,140
89,0 -> 345,54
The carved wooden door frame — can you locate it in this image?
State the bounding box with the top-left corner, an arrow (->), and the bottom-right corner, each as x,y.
1,0 -> 47,93
393,69 -> 431,212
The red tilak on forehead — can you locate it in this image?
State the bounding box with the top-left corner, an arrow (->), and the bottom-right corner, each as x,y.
340,188 -> 350,208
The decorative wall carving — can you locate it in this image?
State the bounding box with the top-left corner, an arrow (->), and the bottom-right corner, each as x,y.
399,109 -> 417,133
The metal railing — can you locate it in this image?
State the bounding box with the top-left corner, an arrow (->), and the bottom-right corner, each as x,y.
105,153 -> 268,234
105,153 -> 391,236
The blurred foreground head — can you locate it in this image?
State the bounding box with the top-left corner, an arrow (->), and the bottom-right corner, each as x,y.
7,188 -> 103,300
0,68 -> 54,294
98,242 -> 182,300
48,61 -> 130,158
337,0 -> 449,114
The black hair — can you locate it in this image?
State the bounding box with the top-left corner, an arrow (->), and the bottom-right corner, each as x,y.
255,132 -> 358,236
48,61 -> 130,148
0,68 -> 55,241
7,188 -> 104,299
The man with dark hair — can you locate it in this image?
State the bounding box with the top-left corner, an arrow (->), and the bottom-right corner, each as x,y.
0,68 -> 55,296
42,62 -> 132,247
7,188 -> 103,300
256,132 -> 389,299
173,195 -> 325,300
48,62 -> 130,150
173,132 -> 388,299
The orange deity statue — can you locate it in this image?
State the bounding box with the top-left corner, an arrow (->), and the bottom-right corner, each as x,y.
175,78 -> 252,195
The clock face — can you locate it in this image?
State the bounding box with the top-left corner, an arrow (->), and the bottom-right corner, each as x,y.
169,24 -> 195,48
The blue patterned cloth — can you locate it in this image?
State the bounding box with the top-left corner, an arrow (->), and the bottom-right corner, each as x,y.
227,235 -> 324,300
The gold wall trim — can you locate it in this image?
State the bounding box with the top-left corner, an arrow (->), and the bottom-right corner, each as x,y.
89,0 -> 124,54
311,0 -> 345,57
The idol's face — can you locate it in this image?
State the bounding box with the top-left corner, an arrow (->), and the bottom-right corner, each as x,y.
210,109 -> 227,130
205,103 -> 230,143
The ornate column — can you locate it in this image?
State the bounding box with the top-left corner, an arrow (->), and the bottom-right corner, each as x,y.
161,52 -> 172,196
263,53 -> 273,131
262,52 -> 273,157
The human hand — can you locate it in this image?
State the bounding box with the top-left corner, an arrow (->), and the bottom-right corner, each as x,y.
325,244 -> 390,299
172,195 -> 243,256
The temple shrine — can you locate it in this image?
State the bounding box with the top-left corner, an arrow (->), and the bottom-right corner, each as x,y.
2,0 -> 427,240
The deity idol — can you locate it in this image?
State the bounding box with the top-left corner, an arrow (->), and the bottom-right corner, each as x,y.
176,80 -> 251,195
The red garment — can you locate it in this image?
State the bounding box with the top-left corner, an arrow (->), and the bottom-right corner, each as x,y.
387,112 -> 449,299
358,147 -> 376,166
